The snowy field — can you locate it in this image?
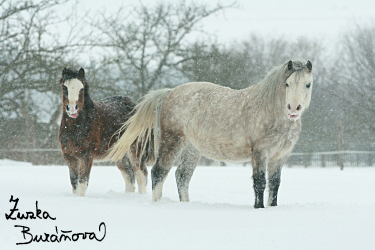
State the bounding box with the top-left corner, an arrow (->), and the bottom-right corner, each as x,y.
1,159 -> 374,250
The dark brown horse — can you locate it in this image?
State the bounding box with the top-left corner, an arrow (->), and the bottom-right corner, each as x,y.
58,67 -> 152,196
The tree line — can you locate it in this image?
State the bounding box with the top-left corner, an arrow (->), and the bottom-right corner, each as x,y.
0,0 -> 374,164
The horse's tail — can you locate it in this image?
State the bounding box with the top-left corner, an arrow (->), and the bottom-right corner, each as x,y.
107,88 -> 171,162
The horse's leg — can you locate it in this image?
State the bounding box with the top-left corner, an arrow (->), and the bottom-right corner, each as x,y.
137,159 -> 148,194
175,144 -> 200,202
151,129 -> 185,202
77,152 -> 94,197
251,151 -> 268,208
267,159 -> 283,206
63,154 -> 79,194
116,155 -> 135,193
128,146 -> 148,194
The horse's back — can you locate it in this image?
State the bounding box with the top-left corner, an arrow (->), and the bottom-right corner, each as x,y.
163,81 -> 244,125
160,82 -> 252,161
90,96 -> 136,153
172,81 -> 234,95
100,95 -> 135,113
96,95 -> 135,124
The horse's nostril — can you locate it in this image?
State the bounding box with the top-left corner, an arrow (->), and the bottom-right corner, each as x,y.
66,105 -> 70,111
287,104 -> 291,110
297,105 -> 301,111
75,105 -> 78,110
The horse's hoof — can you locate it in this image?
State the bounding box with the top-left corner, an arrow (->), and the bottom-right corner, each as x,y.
254,204 -> 265,209
152,195 -> 161,202
76,182 -> 88,196
125,186 -> 136,193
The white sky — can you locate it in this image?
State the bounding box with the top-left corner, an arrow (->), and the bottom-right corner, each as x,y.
73,0 -> 375,44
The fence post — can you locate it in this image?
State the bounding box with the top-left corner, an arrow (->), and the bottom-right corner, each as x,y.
369,154 -> 373,166
321,154 -> 326,167
287,159 -> 293,168
338,121 -> 344,170
303,154 -> 309,168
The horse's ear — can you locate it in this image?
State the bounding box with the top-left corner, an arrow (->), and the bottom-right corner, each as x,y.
287,60 -> 293,71
306,61 -> 312,72
78,68 -> 85,79
60,67 -> 67,85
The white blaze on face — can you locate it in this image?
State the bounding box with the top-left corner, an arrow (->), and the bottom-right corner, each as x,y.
285,71 -> 313,121
64,79 -> 83,114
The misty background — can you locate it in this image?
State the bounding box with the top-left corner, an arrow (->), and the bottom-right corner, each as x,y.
0,0 -> 374,166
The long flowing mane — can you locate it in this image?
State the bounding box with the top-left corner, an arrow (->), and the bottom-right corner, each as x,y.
246,60 -> 310,118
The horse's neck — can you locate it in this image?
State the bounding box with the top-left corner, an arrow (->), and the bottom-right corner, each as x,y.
241,83 -> 287,123
83,94 -> 95,114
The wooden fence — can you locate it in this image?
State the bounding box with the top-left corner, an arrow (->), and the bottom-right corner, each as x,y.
1,149 -> 375,168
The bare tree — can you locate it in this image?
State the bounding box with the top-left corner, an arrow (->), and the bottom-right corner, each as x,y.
336,24 -> 375,144
0,0 -> 72,160
178,34 -> 294,91
179,35 -> 325,88
88,1 -> 233,98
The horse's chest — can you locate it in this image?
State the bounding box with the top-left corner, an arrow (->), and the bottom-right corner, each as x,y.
280,128 -> 299,148
59,125 -> 100,154
266,125 -> 300,159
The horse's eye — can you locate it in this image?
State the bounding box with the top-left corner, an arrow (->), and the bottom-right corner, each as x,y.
285,82 -> 289,87
306,83 -> 311,88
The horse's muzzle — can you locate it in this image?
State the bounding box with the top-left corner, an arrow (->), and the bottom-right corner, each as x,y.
288,113 -> 300,121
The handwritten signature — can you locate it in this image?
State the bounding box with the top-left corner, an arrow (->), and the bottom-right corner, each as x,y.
14,223 -> 106,245
4,195 -> 106,245
5,195 -> 56,220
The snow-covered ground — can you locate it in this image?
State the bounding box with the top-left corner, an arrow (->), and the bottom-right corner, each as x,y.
1,159 -> 374,249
